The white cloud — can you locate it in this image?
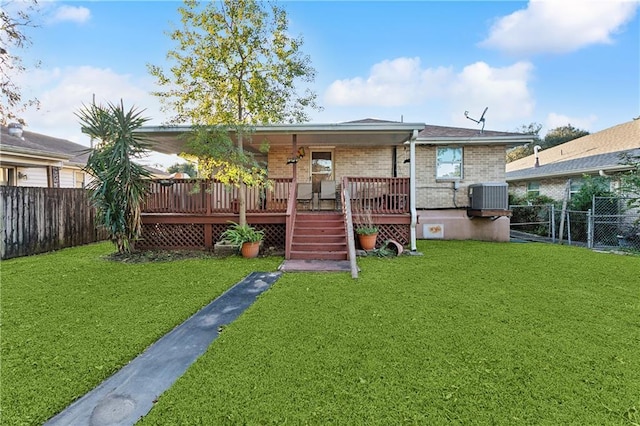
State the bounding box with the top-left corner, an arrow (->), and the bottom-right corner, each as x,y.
324,57 -> 453,107
323,57 -> 535,129
18,65 -> 182,168
50,5 -> 91,25
544,112 -> 598,134
480,0 -> 639,55
448,61 -> 535,126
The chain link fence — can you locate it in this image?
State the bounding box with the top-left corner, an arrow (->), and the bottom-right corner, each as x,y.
510,196 -> 640,251
592,196 -> 640,250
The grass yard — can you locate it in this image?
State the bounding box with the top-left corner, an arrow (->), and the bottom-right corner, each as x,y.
139,241 -> 639,425
1,241 -> 639,425
0,242 -> 282,425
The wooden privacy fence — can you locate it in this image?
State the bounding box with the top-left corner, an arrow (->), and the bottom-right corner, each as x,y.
1,187 -> 107,260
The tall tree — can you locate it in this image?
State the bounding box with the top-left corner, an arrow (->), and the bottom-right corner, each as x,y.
543,124 -> 589,148
507,122 -> 542,163
76,101 -> 152,254
0,0 -> 40,124
148,0 -> 320,225
507,123 -> 590,163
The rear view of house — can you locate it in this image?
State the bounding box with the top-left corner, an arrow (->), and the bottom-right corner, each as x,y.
137,119 -> 532,258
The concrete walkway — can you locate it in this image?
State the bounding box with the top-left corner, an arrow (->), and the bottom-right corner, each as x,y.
45,271 -> 281,426
279,259 -> 353,272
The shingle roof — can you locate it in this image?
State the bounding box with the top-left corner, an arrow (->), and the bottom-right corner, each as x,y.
507,119 -> 640,173
343,118 -> 401,124
344,119 -> 528,138
1,125 -> 90,165
506,148 -> 640,180
418,124 -> 524,138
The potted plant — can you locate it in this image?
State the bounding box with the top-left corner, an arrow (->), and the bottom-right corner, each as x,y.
221,222 -> 264,258
355,209 -> 378,250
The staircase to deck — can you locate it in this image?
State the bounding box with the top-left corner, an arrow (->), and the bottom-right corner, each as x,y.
290,212 -> 348,260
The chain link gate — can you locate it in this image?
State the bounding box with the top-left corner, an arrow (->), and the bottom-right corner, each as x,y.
592,196 -> 640,250
509,204 -> 556,243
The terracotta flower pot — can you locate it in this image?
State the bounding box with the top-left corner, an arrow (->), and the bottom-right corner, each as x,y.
241,241 -> 261,258
358,233 -> 378,251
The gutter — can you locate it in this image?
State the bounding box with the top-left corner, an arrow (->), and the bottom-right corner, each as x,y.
0,145 -> 71,160
137,122 -> 426,135
417,135 -> 533,148
506,164 -> 635,182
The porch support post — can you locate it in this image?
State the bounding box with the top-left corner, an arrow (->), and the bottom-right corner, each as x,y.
292,134 -> 297,180
409,130 -> 418,251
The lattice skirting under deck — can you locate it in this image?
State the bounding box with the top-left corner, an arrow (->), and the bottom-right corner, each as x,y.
138,223 -> 286,251
355,224 -> 409,249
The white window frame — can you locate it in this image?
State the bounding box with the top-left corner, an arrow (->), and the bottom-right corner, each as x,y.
436,147 -> 463,180
527,181 -> 540,196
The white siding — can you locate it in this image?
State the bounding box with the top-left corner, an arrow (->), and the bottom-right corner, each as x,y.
16,167 -> 48,187
59,169 -> 75,188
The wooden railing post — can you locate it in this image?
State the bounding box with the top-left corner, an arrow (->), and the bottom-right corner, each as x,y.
341,177 -> 358,279
285,177 -> 297,259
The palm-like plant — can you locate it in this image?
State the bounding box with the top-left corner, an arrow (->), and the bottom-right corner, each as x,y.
76,100 -> 152,254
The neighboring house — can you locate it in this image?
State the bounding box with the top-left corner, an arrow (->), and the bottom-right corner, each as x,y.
137,119 -> 532,257
506,119 -> 640,200
144,165 -> 171,179
1,124 -> 91,188
1,124 -> 171,187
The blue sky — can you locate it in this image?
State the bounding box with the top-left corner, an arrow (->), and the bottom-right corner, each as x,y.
12,0 -> 640,168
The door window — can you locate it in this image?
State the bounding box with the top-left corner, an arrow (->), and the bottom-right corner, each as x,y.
311,151 -> 333,193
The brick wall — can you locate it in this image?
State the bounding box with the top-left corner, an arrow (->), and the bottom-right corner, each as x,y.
397,145 -> 507,209
268,144 -> 508,209
268,146 -> 394,183
508,178 -> 569,201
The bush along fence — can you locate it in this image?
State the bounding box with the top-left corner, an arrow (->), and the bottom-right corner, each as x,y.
509,196 -> 640,251
0,187 -> 108,260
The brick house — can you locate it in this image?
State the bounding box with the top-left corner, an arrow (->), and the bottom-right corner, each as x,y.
137,120 -> 532,259
506,119 -> 640,201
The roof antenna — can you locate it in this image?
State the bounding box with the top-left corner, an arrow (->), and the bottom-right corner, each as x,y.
464,107 -> 488,134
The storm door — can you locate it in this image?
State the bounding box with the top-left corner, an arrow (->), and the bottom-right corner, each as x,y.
310,150 -> 333,193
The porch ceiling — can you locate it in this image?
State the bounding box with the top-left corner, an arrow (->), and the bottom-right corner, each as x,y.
136,122 -> 425,155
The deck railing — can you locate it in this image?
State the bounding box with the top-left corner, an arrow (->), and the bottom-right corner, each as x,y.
143,178 -> 293,214
142,177 -> 408,215
343,177 -> 409,214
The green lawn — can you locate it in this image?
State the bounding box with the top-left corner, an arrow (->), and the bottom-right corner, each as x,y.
2,241 -> 639,425
0,242 -> 282,425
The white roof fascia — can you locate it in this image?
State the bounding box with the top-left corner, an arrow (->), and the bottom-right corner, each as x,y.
413,136 -> 533,147
138,122 -> 426,133
0,146 -> 72,161
506,164 -> 633,181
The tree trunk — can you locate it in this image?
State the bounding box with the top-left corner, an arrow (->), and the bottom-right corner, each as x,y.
237,128 -> 247,226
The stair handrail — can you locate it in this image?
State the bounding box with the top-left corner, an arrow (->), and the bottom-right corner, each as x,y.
285,177 -> 297,259
341,177 -> 358,278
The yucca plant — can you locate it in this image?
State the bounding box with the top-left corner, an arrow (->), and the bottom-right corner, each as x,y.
76,100 -> 152,254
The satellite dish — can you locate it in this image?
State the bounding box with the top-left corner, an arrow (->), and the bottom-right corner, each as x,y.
464,107 -> 488,133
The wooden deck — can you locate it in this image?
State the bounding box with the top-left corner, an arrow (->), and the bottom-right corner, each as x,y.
139,177 -> 411,253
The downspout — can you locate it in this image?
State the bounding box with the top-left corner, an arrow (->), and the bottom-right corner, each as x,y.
392,146 -> 397,177
409,130 -> 418,252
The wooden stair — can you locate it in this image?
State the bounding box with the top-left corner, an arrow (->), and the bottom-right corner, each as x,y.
290,212 -> 348,260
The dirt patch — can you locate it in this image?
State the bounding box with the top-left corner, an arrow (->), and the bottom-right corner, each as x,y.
104,246 -> 285,263
104,249 -> 219,263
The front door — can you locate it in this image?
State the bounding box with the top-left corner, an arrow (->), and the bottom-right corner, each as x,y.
310,150 -> 333,193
